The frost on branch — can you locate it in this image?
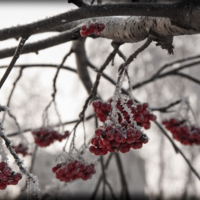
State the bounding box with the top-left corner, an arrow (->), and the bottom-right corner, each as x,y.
27,175 -> 41,200
0,138 -> 8,163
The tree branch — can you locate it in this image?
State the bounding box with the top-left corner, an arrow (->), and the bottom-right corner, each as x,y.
0,37 -> 28,89
0,2 -> 199,41
72,38 -> 93,94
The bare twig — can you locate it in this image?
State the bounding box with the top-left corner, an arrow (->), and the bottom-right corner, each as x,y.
119,38 -> 152,72
29,145 -> 38,174
174,72 -> 200,85
90,153 -> 113,200
6,114 -> 95,137
100,155 -> 106,200
42,50 -> 73,127
151,99 -> 182,112
2,68 -> 23,124
0,37 -> 28,89
132,60 -> 200,90
52,49 -> 74,100
153,54 -> 200,77
105,179 -> 118,200
0,64 -> 77,73
114,153 -> 130,200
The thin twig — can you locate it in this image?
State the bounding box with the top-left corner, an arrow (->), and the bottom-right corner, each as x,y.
0,37 -> 28,89
132,60 -> 200,90
119,38 -> 152,72
100,156 -> 106,200
29,145 -> 38,174
105,180 -> 118,200
52,50 -> 74,100
114,153 -> 130,200
2,68 -> 23,123
153,54 -> 200,77
90,153 -> 113,200
151,99 -> 182,112
6,114 -> 95,137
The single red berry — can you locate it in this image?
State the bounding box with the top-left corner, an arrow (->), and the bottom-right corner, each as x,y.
81,25 -> 87,31
3,167 -> 12,176
89,146 -> 96,153
95,128 -> 104,137
80,31 -> 88,37
14,173 -> 22,181
106,130 -> 115,140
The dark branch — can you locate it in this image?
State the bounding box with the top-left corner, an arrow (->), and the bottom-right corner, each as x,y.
0,29 -> 80,59
68,0 -> 88,7
0,2 -> 197,41
0,37 -> 28,89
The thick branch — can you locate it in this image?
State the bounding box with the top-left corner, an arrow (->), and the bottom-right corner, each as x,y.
0,2 -> 199,41
72,38 -> 93,94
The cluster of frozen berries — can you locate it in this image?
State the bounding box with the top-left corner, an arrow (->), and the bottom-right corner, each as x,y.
31,128 -> 70,147
0,162 -> 22,190
52,160 -> 96,182
89,122 -> 149,155
92,99 -> 157,130
80,22 -> 105,37
162,118 -> 200,145
12,143 -> 32,157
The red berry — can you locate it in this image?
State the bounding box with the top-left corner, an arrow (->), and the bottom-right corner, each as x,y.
3,167 -> 12,176
89,146 -> 95,153
14,173 -> 22,181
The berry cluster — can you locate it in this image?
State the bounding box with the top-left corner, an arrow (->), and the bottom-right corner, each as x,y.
52,160 -> 96,182
12,143 -> 32,157
162,118 -> 200,145
31,128 -> 70,147
0,162 -> 22,190
80,22 -> 105,37
89,122 -> 149,155
92,99 -> 157,129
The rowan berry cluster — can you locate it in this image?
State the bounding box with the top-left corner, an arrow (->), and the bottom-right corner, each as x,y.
89,122 -> 149,155
12,143 -> 32,157
90,98 -> 156,155
162,118 -> 200,145
52,160 -> 96,182
92,99 -> 157,129
0,162 -> 22,190
80,22 -> 105,37
31,128 -> 70,147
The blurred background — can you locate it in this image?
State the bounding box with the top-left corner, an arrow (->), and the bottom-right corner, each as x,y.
0,1 -> 200,199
